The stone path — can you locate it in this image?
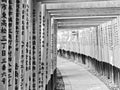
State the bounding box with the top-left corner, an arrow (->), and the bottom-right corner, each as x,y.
57,56 -> 110,90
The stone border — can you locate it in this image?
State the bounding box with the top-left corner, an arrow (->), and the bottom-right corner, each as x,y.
55,69 -> 65,90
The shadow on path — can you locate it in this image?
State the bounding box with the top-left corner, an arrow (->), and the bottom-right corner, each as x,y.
55,68 -> 65,90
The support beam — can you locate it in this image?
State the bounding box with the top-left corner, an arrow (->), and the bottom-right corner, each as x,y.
46,1 -> 120,10
57,17 -> 116,22
57,18 -> 115,24
58,25 -> 97,29
38,0 -> 119,3
54,15 -> 117,19
57,17 -> 115,30
48,8 -> 120,17
51,14 -> 119,18
48,7 -> 120,14
58,28 -> 89,31
58,22 -> 106,26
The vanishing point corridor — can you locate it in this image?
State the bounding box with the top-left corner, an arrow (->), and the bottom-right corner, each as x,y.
0,0 -> 120,90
